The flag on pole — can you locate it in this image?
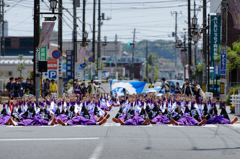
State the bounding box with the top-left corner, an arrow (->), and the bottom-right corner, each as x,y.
38,22 -> 55,48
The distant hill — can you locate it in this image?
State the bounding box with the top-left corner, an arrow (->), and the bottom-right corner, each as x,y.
122,40 -> 175,60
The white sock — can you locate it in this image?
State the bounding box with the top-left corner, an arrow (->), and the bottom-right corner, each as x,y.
48,118 -> 53,125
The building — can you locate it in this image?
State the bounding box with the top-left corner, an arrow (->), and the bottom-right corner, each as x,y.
0,56 -> 33,80
2,36 -> 33,56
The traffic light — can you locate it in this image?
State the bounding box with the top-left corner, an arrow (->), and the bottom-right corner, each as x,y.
127,43 -> 135,46
198,62 -> 201,65
162,63 -> 165,65
148,74 -> 150,76
109,60 -> 112,63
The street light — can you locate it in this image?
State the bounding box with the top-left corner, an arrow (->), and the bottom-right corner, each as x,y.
49,0 -> 57,13
83,32 -> 88,39
177,40 -> 182,46
102,36 -> 107,46
104,36 -> 107,43
192,16 -> 198,26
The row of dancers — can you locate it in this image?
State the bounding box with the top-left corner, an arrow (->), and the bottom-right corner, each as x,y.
112,93 -> 238,126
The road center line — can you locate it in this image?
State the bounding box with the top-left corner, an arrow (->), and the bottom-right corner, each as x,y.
89,143 -> 104,159
0,138 -> 99,141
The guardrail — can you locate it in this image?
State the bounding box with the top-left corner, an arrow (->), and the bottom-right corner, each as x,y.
230,94 -> 240,115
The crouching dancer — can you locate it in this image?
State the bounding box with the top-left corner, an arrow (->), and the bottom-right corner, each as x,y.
0,100 -> 12,125
57,99 -> 107,126
7,98 -> 56,126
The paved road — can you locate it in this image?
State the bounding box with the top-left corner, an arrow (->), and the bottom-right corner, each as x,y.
0,106 -> 240,159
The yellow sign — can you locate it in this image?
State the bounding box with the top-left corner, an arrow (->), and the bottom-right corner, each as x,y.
233,88 -> 235,95
220,83 -> 224,94
202,85 -> 206,92
222,46 -> 226,49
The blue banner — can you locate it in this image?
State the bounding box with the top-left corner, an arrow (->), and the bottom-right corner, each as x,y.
214,62 -> 220,76
220,46 -> 227,75
110,80 -> 146,96
66,50 -> 73,80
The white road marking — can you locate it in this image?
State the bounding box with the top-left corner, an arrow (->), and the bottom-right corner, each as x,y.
137,124 -> 153,127
89,143 -> 104,159
229,124 -> 240,128
104,123 -> 120,126
71,125 -> 87,127
0,138 -> 99,141
202,125 -> 217,127
7,126 -> 23,127
168,125 -> 185,127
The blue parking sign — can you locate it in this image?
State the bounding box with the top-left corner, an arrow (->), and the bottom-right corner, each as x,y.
49,70 -> 57,79
221,46 -> 226,75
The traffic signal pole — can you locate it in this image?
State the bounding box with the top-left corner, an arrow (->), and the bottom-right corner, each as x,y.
130,28 -> 136,80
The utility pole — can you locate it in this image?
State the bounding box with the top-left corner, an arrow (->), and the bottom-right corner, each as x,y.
202,0 -> 207,91
82,0 -> 86,45
193,1 -> 197,66
92,0 -> 96,80
1,0 -> 5,56
73,0 -> 77,83
33,0 -> 40,98
207,14 -> 210,92
146,41 -> 148,83
151,54 -> 153,83
97,0 -> 102,81
131,28 -> 136,80
184,31 -> 186,81
188,0 -> 192,82
220,0 -> 227,101
174,12 -> 178,79
115,34 -> 117,79
58,0 -> 63,95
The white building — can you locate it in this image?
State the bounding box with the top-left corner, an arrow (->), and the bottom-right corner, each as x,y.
0,56 -> 33,80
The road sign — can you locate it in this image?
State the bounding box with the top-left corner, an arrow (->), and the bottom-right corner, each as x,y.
44,16 -> 56,21
58,57 -> 62,76
39,46 -> 47,61
88,51 -> 94,57
214,62 -> 220,76
52,50 -> 61,59
88,57 -> 94,62
221,46 -> 227,75
190,66 -> 197,72
66,50 -> 73,80
48,70 -> 57,79
47,59 -> 57,70
92,64 -> 95,76
80,62 -> 86,68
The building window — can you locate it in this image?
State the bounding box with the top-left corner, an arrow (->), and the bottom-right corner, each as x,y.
5,38 -> 11,47
4,71 -> 13,76
20,38 -> 33,47
0,71 -> 4,76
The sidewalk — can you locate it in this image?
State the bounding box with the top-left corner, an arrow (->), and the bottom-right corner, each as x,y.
224,105 -> 240,124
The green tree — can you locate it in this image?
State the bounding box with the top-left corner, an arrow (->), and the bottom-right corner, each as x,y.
30,70 -> 34,79
16,54 -> 25,77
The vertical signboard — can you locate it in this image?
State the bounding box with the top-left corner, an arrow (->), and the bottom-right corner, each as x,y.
210,15 -> 221,61
39,46 -> 47,61
221,46 -> 227,75
214,62 -> 220,76
66,50 -> 73,80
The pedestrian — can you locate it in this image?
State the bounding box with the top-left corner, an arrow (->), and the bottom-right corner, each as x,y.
174,82 -> 182,94
149,82 -> 154,88
14,78 -> 20,98
19,77 -> 25,97
81,83 -> 87,97
25,78 -> 31,92
50,79 -> 57,94
160,78 -> 170,94
29,79 -> 34,94
6,77 -> 14,99
44,79 -> 50,97
182,82 -> 193,97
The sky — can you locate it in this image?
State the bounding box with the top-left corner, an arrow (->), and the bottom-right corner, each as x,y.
6,0 -> 211,43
